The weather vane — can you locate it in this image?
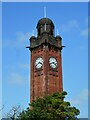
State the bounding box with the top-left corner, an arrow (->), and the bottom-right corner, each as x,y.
44,6 -> 46,18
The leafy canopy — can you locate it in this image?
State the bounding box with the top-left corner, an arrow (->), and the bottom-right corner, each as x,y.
18,91 -> 80,120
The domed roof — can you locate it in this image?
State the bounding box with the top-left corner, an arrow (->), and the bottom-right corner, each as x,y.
37,18 -> 54,28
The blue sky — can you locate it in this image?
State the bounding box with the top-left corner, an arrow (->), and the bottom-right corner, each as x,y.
2,2 -> 88,118
0,2 -> 2,120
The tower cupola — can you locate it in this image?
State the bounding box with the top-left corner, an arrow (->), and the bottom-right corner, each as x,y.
37,18 -> 54,36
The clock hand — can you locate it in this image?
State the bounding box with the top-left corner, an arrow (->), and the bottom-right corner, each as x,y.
50,62 -> 54,65
52,62 -> 56,65
50,62 -> 57,66
39,62 -> 42,64
54,62 -> 57,66
36,62 -> 42,66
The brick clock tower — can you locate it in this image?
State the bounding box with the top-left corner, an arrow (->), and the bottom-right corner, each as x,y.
27,18 -> 64,102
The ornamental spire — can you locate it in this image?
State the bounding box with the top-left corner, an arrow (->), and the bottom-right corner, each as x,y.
44,6 -> 46,18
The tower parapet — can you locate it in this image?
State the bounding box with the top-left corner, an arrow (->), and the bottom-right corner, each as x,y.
29,18 -> 64,51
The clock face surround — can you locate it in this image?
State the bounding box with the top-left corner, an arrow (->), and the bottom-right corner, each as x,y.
49,57 -> 57,69
35,57 -> 44,69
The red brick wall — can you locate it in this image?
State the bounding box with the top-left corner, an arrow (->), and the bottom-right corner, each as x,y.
30,45 -> 63,102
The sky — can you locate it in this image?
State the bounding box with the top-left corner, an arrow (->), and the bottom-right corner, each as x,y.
0,1 -> 2,119
1,2 -> 88,119
0,0 -> 89,2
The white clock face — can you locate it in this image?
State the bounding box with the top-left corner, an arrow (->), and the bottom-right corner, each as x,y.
35,57 -> 43,69
49,57 -> 57,68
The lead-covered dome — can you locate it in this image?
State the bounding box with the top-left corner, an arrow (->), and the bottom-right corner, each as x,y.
37,18 -> 54,28
37,18 -> 54,36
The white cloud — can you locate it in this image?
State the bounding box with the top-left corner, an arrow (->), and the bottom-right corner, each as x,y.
80,29 -> 88,37
9,73 -> 29,85
19,63 -> 30,70
16,32 -> 31,42
61,20 -> 80,32
67,89 -> 88,106
61,19 -> 88,39
78,89 -> 88,101
3,32 -> 32,48
4,63 -> 30,71
80,18 -> 88,37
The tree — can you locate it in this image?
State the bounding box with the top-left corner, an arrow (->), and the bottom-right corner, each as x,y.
18,91 -> 80,120
7,105 -> 21,120
0,105 -> 4,111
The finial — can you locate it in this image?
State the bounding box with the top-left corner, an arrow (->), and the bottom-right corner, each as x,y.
44,6 -> 46,18
57,29 -> 59,35
32,30 -> 34,36
45,23 -> 46,31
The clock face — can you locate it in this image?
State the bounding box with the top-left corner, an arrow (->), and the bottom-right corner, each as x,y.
35,57 -> 44,69
49,57 -> 57,68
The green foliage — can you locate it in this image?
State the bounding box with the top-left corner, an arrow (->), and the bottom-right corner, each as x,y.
18,91 -> 80,120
